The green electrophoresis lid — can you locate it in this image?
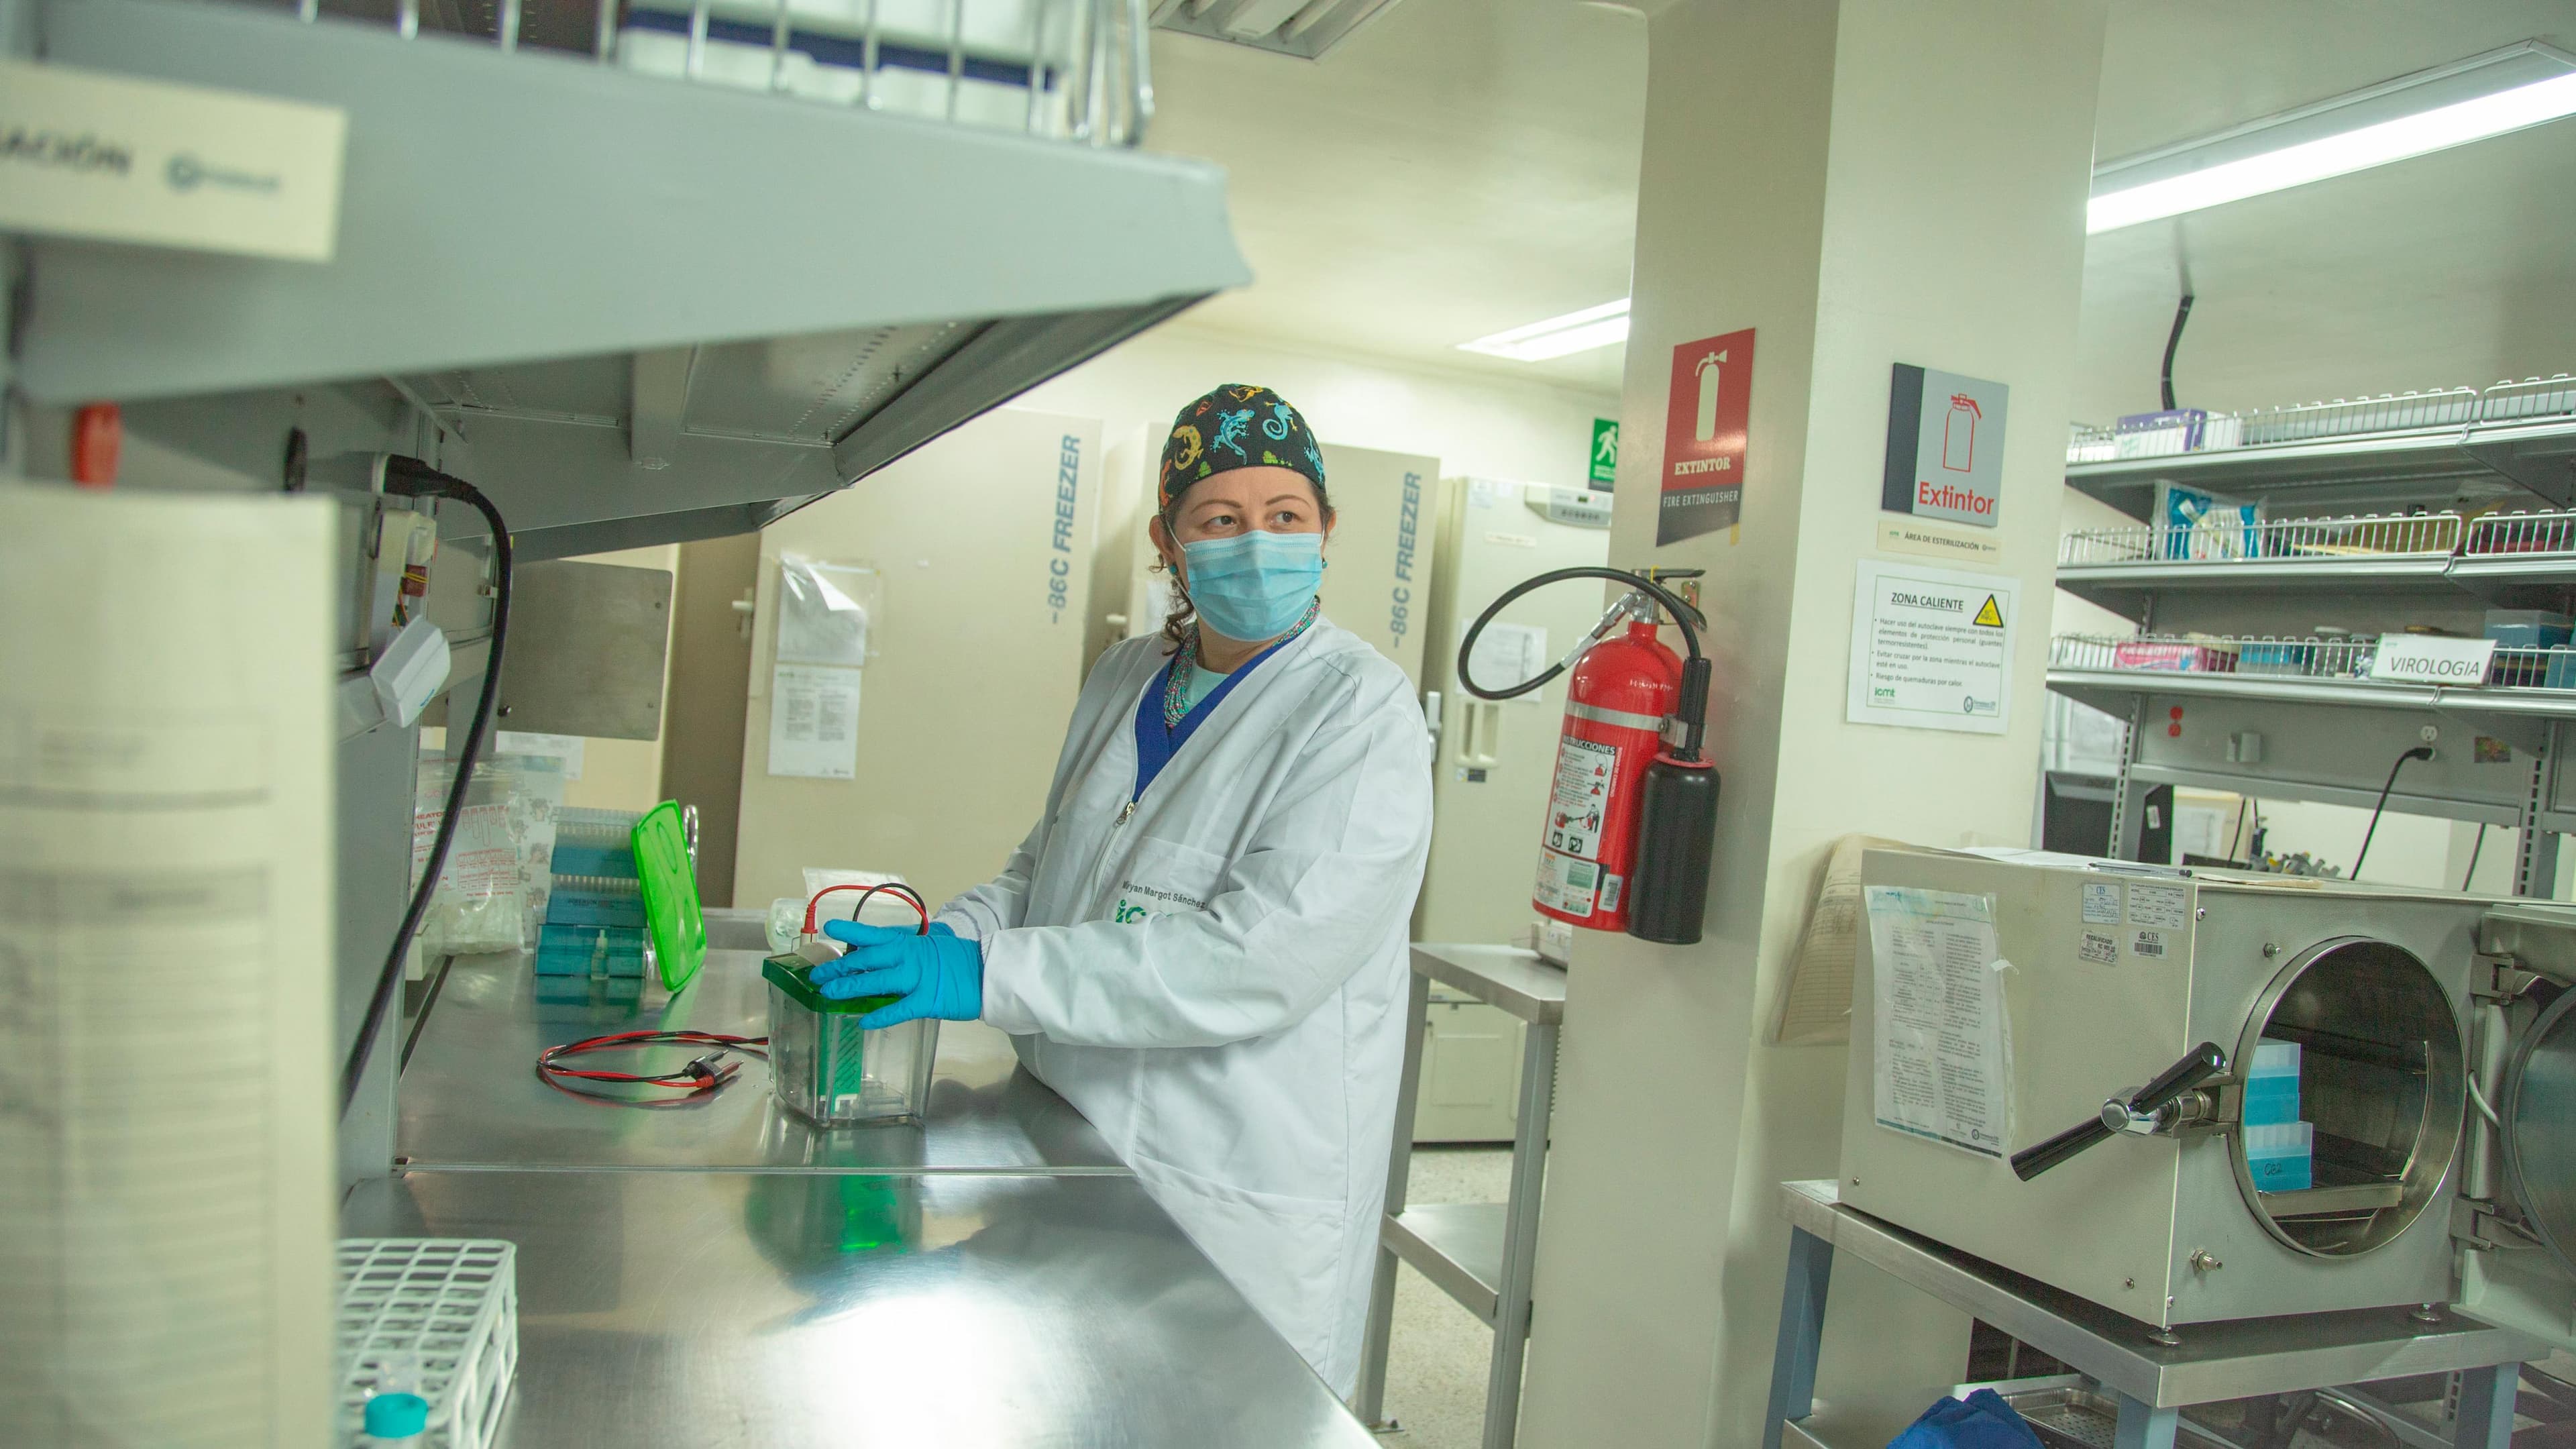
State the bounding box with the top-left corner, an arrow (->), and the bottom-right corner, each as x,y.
632,801 -> 707,992
762,953 -> 898,1015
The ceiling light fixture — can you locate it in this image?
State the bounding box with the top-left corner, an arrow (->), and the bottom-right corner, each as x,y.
2088,40 -> 2576,234
1455,299 -> 1631,363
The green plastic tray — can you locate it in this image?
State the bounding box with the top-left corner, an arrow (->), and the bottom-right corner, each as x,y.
631,801 -> 706,993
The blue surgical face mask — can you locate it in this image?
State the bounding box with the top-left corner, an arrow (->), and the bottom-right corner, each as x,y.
1181,530 -> 1324,643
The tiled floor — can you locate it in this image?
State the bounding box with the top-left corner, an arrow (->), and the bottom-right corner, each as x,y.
1371,1146 -> 1517,1449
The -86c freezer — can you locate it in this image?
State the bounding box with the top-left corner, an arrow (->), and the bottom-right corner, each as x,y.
1839,848 -> 2576,1350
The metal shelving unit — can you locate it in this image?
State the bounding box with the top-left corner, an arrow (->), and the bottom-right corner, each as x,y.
14,0 -> 1248,556
2047,380 -> 2576,894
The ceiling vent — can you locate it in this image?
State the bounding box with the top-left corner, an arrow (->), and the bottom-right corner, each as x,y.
1148,0 -> 1405,60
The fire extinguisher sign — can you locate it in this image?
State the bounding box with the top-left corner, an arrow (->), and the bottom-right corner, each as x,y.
1656,327 -> 1754,545
1881,363 -> 2011,529
1536,737 -> 1620,916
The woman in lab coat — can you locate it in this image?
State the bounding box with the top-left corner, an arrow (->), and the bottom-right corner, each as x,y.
810,382 -> 1434,1396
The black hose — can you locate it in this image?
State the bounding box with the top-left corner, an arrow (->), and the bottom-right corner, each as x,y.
2160,292 -> 2195,412
1456,566 -> 1710,757
339,458 -> 512,1114
2350,745 -> 2434,882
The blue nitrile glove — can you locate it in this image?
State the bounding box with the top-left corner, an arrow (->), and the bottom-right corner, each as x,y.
815,919 -> 982,1028
1886,1389 -> 2042,1449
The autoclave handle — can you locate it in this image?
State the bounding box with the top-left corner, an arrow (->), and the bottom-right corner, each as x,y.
2008,1041 -> 2230,1183
2127,1040 -> 2229,1115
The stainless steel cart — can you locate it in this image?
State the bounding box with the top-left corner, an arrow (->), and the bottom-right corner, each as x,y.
1764,1180 -> 2547,1449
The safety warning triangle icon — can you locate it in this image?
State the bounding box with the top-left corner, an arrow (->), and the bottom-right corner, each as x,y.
1972,594 -> 2005,628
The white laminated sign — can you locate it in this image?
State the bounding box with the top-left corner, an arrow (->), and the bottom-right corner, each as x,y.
1866,885 -> 2013,1159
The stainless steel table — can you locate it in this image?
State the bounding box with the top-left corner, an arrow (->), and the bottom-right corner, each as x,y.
1764,1180 -> 2547,1449
1354,943 -> 1566,1449
347,1168 -> 1381,1447
400,943 -> 1122,1173
378,908 -> 1378,1444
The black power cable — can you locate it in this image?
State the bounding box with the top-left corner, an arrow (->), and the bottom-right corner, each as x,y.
2463,822 -> 2489,892
340,457 -> 513,1114
2350,744 -> 2434,882
1456,566 -> 1711,759
2159,292 -> 2196,413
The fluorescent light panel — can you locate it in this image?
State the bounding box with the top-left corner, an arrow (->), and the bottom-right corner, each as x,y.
1456,299 -> 1630,362
2089,40 -> 2576,233
1461,43 -> 2576,360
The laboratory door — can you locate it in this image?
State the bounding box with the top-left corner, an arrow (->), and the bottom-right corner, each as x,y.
733,407 -> 1104,913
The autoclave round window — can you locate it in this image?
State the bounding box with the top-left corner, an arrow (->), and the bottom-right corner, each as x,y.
2232,937 -> 2465,1258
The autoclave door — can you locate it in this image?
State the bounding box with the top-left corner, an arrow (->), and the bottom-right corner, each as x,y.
2453,907 -> 2576,1350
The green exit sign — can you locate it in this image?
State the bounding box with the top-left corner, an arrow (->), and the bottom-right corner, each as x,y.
1589,417 -> 1619,488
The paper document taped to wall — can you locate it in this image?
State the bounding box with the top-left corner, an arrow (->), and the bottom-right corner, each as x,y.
0,486 -> 337,1444
769,664 -> 862,779
1772,834 -> 1909,1044
1466,622 -> 1550,700
1866,885 -> 2012,1159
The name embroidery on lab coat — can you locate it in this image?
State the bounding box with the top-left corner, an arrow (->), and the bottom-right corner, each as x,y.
1113,879 -> 1209,923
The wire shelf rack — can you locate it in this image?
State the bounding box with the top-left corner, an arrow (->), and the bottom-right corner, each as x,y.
2065,376 -> 2576,465
337,1239 -> 519,1449
2464,509 -> 2576,559
2051,632 -> 2576,692
2479,375 -> 2576,425
273,0 -> 1152,144
2052,633 -> 2375,679
2059,512 -> 2464,568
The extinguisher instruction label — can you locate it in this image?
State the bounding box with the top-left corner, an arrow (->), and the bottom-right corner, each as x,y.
1536,737 -> 1619,918
1547,737 -> 1617,859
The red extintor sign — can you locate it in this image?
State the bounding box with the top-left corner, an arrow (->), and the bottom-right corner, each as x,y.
1658,327 -> 1754,545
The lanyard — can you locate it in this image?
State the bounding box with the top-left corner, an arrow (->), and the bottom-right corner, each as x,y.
1127,615 -> 1311,805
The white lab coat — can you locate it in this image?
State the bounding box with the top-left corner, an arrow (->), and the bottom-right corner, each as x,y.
938,617 -> 1432,1396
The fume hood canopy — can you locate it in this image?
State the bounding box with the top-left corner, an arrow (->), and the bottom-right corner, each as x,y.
15,0 -> 1250,557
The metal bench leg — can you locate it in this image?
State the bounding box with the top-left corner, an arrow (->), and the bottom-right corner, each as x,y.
2453,1363 -> 2518,1449
1356,969 -> 1432,1427
2114,1393 -> 2179,1449
1762,1226 -> 1835,1449
1481,1019 -> 1558,1449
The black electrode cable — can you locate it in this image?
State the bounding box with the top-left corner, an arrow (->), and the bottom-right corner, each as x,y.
339,458 -> 513,1114
1456,567 -> 1711,759
2160,292 -> 2195,413
2350,745 -> 2434,882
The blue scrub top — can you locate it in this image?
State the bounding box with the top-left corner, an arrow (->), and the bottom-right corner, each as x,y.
1129,635 -> 1298,803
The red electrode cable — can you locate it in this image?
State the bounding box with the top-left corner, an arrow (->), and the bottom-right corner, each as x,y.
800,881 -> 930,938
535,1029 -> 767,1103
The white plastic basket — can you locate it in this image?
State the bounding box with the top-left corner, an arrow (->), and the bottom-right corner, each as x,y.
337,1239 -> 520,1449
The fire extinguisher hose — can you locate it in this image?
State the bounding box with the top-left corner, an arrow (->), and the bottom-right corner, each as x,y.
1458,568 -> 1713,760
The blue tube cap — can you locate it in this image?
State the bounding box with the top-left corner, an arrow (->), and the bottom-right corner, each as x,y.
364,1391 -> 431,1438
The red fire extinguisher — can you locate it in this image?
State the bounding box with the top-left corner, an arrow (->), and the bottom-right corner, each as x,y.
1532,616 -> 1676,932
1457,568 -> 1719,945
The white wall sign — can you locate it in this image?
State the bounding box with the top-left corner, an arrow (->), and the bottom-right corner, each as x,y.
0,58 -> 347,262
1881,363 -> 2011,529
1847,560 -> 2016,734
2369,635 -> 2495,686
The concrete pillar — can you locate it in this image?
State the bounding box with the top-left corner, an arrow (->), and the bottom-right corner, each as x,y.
1518,3 -> 2107,1446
